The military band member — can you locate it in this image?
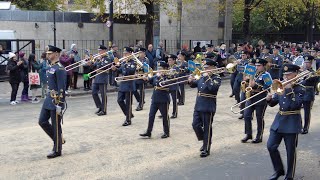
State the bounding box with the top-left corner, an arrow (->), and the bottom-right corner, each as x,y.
167,54 -> 179,118
140,61 -> 171,138
241,58 -> 271,143
301,55 -> 319,134
268,45 -> 283,80
92,45 -> 112,116
283,45 -> 292,63
233,51 -> 250,119
189,59 -> 221,157
133,47 -> 149,111
38,45 -> 66,159
177,51 -> 189,105
266,64 -> 305,180
112,47 -> 137,126
259,46 -> 270,59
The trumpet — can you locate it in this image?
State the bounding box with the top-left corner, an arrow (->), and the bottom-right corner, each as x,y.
159,67 -> 225,88
88,52 -> 139,79
230,70 -> 312,114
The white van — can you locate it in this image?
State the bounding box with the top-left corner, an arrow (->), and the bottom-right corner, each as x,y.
0,30 -> 17,78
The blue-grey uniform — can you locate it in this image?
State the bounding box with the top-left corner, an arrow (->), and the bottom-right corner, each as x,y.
233,52 -> 249,115
38,45 -> 66,158
259,52 -> 270,59
230,52 -> 241,95
190,59 -> 221,157
268,54 -> 283,80
133,54 -> 149,111
116,49 -> 137,126
266,64 -> 305,180
143,73 -> 171,137
168,64 -> 180,118
242,59 -> 271,143
177,51 -> 189,105
301,56 -> 319,133
92,48 -> 113,115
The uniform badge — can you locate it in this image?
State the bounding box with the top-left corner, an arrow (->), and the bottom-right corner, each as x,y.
304,56 -> 308,60
131,64 -> 135,68
283,66 -> 288,71
48,68 -> 56,74
213,79 -> 219,84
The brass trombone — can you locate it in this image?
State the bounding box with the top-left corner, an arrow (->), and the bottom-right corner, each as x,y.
230,70 -> 312,114
114,69 -> 173,82
88,52 -> 139,79
65,50 -> 113,71
159,67 -> 225,88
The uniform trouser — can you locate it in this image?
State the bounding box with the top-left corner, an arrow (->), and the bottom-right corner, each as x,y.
118,91 -> 133,122
170,90 -> 178,116
178,83 -> 185,103
192,111 -> 215,152
230,73 -> 236,95
133,83 -> 145,108
92,83 -> 107,113
233,81 -> 241,103
267,130 -> 298,179
244,102 -> 267,138
303,101 -> 314,131
38,108 -> 62,153
239,92 -> 246,115
147,102 -> 170,134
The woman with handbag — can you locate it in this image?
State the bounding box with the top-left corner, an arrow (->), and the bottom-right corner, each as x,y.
28,54 -> 41,103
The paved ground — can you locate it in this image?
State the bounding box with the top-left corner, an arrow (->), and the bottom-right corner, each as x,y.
0,81 -> 319,180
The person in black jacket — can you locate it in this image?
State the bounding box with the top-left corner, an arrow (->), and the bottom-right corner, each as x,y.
7,52 -> 23,105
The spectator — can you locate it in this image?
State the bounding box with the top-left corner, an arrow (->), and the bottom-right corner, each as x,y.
19,52 -> 30,101
28,53 -> 41,103
60,49 -> 72,94
155,41 -> 164,68
146,44 -> 156,69
83,49 -> 93,91
134,40 -> 144,52
228,43 -> 236,55
39,52 -> 48,98
7,52 -> 23,105
193,42 -> 202,53
69,44 -> 81,89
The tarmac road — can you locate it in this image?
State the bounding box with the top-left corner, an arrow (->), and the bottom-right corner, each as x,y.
0,81 -> 319,180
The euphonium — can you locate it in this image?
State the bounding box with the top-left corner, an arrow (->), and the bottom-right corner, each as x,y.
226,62 -> 237,73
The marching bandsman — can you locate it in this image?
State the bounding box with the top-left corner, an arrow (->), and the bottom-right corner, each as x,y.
112,47 -> 137,126
189,59 -> 221,157
301,55 -> 319,134
241,58 -> 271,143
133,47 -> 149,111
92,45 -> 112,116
233,51 -> 250,119
268,45 -> 283,80
140,61 -> 171,138
266,64 -> 305,180
167,54 -> 180,118
283,45 -> 293,63
177,51 -> 189,105
38,45 -> 66,159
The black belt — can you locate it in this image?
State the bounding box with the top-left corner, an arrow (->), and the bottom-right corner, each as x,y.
155,87 -> 169,91
197,92 -> 216,99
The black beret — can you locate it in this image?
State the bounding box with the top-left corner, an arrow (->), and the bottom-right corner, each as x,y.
123,47 -> 133,53
204,58 -> 217,66
98,44 -> 108,50
254,58 -> 268,65
206,44 -> 214,48
138,47 -> 146,52
282,64 -> 300,74
206,52 -> 216,59
46,45 -> 62,53
158,61 -> 169,68
304,55 -> 314,62
168,54 -> 177,59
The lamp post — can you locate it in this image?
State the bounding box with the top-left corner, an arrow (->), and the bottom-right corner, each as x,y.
53,10 -> 56,46
109,0 -> 113,48
177,0 -> 182,50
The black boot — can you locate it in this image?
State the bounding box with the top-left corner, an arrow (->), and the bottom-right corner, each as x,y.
238,114 -> 244,120
136,105 -> 143,111
301,129 -> 308,134
97,111 -> 106,116
251,137 -> 262,143
122,120 -> 131,126
47,151 -> 61,159
241,134 -> 252,143
161,133 -> 170,139
269,170 -> 285,180
139,132 -> 151,138
95,108 -> 101,114
170,114 -> 177,118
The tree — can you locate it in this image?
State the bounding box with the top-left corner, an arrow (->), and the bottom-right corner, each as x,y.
10,0 -> 63,10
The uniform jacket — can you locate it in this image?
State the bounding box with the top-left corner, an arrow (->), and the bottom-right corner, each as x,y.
235,59 -> 249,84
136,57 -> 149,85
149,75 -> 170,104
190,74 -> 221,113
117,59 -> 137,92
168,65 -> 180,91
247,71 -> 272,106
43,62 -> 67,110
93,56 -> 112,84
268,54 -> 283,79
268,85 -> 305,133
301,68 -> 319,101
